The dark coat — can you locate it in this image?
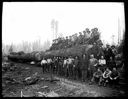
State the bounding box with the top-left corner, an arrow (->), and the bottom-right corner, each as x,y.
108,60 -> 116,69
73,58 -> 79,69
80,56 -> 88,70
110,70 -> 119,78
104,48 -> 113,61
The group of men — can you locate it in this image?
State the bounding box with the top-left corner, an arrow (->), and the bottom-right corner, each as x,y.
50,27 -> 100,50
88,54 -> 119,87
41,44 -> 121,87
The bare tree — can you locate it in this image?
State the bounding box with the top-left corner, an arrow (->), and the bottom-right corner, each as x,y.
8,44 -> 13,54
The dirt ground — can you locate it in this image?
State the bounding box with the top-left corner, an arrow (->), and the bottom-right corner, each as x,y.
2,61 -> 127,97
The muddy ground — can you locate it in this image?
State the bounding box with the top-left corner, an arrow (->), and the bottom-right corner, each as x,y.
2,61 -> 127,97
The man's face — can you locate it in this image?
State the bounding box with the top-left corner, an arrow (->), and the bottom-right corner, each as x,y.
87,31 -> 90,34
97,68 -> 100,71
101,56 -> 104,59
106,45 -> 110,48
90,55 -> 94,58
106,68 -> 109,71
113,68 -> 116,71
110,57 -> 112,60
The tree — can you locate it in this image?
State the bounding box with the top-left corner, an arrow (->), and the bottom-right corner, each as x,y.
9,44 -> 13,54
41,40 -> 51,51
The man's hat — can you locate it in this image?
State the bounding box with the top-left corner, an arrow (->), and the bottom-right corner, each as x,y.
111,45 -> 115,48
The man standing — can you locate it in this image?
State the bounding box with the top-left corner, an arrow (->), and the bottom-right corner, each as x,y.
68,36 -> 73,48
63,57 -> 68,77
83,28 -> 91,44
41,58 -> 47,73
104,44 -> 113,65
67,56 -> 74,78
47,58 -> 52,73
90,28 -> 100,44
73,33 -> 78,46
80,54 -> 88,82
88,54 -> 98,82
58,57 -> 63,76
73,56 -> 79,80
98,56 -> 106,72
107,57 -> 116,70
52,57 -> 56,74
111,45 -> 118,60
97,45 -> 104,59
78,32 -> 84,45
65,36 -> 69,48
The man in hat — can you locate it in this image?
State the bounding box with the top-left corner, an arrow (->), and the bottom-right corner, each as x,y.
68,36 -> 73,48
90,28 -> 100,44
111,45 -> 118,60
104,44 -> 113,65
83,31 -> 86,42
88,54 -> 98,81
41,58 -> 47,73
63,57 -> 68,77
73,56 -> 79,80
58,57 -> 63,76
47,58 -> 52,73
52,57 -> 56,74
80,54 -> 89,82
65,36 -> 69,48
84,28 -> 91,44
98,56 -> 106,72
78,32 -> 84,45
107,57 -> 116,70
73,33 -> 78,46
67,56 -> 74,78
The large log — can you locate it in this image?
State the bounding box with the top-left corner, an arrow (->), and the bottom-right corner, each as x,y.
44,44 -> 93,57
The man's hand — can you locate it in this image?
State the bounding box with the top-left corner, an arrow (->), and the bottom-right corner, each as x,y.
110,77 -> 113,80
94,63 -> 97,66
114,77 -> 117,80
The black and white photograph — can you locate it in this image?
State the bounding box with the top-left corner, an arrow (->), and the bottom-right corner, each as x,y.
2,2 -> 126,97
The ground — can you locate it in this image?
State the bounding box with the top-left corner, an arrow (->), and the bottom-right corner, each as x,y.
2,61 -> 127,97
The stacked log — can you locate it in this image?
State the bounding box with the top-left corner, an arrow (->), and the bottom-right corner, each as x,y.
44,44 -> 93,57
8,32 -> 102,62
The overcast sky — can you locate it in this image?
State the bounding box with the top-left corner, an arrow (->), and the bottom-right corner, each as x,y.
2,2 -> 125,45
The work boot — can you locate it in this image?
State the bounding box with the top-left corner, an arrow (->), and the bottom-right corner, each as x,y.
103,82 -> 107,87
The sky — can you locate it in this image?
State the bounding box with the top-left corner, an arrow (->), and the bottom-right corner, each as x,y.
2,2 -> 125,46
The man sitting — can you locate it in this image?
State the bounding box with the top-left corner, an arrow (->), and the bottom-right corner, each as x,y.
109,67 -> 120,85
89,68 -> 103,86
101,68 -> 112,86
